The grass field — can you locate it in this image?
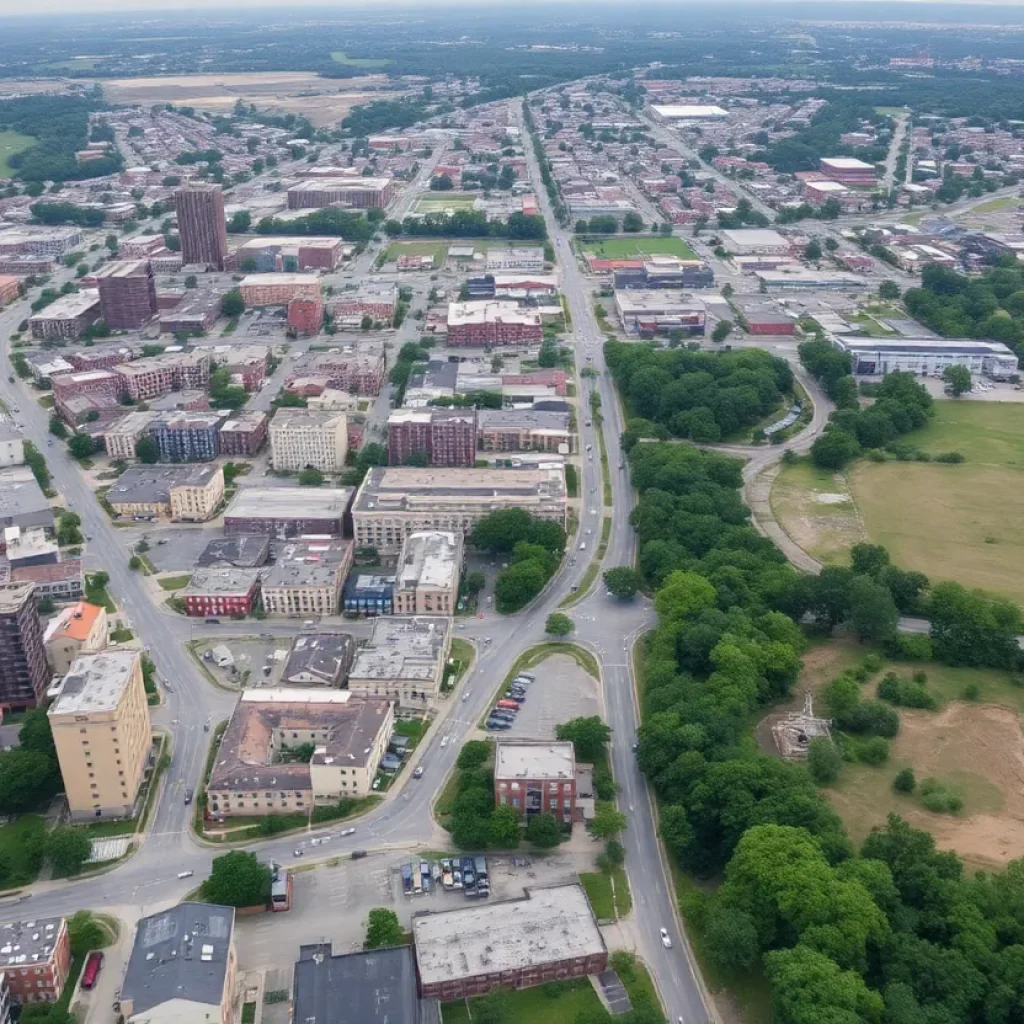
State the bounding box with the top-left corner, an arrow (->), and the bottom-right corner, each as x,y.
442,979 -> 604,1023
415,193 -> 479,214
0,130 -> 35,178
965,196 -> 1022,215
576,235 -> 698,260
330,52 -> 393,68
850,402 -> 1024,603
0,815 -> 46,888
382,240 -> 449,264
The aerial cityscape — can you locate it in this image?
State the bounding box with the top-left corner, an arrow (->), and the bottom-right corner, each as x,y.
0,3 -> 1022,1024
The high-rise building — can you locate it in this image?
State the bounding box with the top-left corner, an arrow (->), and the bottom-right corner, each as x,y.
269,410 -> 348,473
0,581 -> 50,708
387,408 -> 477,467
175,184 -> 228,270
94,260 -> 157,330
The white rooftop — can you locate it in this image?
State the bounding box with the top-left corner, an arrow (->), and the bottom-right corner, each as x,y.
495,741 -> 576,780
821,157 -> 875,171
806,180 -> 849,192
50,650 -> 140,716
653,104 -> 729,118
240,688 -> 354,705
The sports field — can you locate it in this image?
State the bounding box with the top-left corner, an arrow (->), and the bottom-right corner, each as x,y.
0,131 -> 35,177
382,240 -> 449,264
851,402 -> 1024,603
575,235 -> 698,260
415,193 -> 479,214
330,52 -> 393,68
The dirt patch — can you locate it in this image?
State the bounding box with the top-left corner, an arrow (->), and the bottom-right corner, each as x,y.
98,72 -> 398,127
827,702 -> 1024,867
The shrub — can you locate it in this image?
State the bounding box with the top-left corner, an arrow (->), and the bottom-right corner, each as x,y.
862,654 -> 883,674
883,633 -> 933,661
912,670 -> 928,684
920,778 -> 963,814
893,767 -> 916,793
962,682 -> 981,701
807,738 -> 842,785
857,736 -> 890,766
877,672 -> 938,710
935,451 -> 965,463
840,700 -> 900,738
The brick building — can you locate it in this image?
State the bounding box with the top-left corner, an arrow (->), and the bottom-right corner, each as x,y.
94,260 -> 157,330
0,581 -> 49,709
288,296 -> 323,335
149,411 -> 223,462
223,487 -> 353,539
329,286 -> 397,325
174,184 -> 228,270
0,276 -> 19,305
28,291 -> 100,341
446,301 -> 542,347
387,408 -> 477,467
494,740 -> 578,824
294,350 -> 386,395
218,411 -> 268,457
819,157 -> 877,186
286,178 -> 396,210
477,410 -> 573,453
230,236 -> 344,272
238,274 -> 320,307
0,918 -> 71,1006
158,289 -> 224,335
51,369 -> 121,424
182,568 -> 261,618
115,351 -> 210,401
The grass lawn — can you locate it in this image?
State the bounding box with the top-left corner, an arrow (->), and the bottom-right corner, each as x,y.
849,312 -> 898,338
0,815 -> 46,888
382,240 -> 449,264
0,130 -> 35,177
967,196 -> 1022,215
850,401 -> 1024,602
576,234 -> 698,260
109,627 -> 134,644
157,575 -> 192,591
442,978 -> 605,1024
414,193 -> 479,214
579,871 -> 615,919
874,106 -> 907,116
79,817 -> 137,838
329,51 -> 393,67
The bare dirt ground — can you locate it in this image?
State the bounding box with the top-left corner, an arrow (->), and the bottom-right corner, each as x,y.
98,72 -> 397,126
828,702 -> 1024,867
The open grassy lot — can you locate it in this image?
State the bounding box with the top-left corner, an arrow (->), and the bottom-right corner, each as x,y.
769,459 -> 865,566
382,240 -> 449,264
330,52 -> 393,68
576,235 -> 698,260
0,131 -> 35,177
965,196 -> 1022,215
0,815 -> 46,888
414,193 -> 479,214
442,979 -> 605,1024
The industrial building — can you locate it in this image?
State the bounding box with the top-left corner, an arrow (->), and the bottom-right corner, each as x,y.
0,917 -> 71,1006
835,337 -> 1019,378
43,601 -> 108,677
348,616 -> 452,708
733,300 -> 797,336
182,568 -> 262,618
651,104 -> 729,119
614,290 -> 706,336
106,464 -> 225,522
352,467 -> 567,554
393,531 -> 462,616
286,178 -> 396,210
269,409 -> 348,473
121,903 -> 236,1024
446,301 -> 543,347
49,650 -> 151,820
387,408 -> 477,468
613,259 -> 715,291
94,260 -> 158,329
175,184 -> 229,270
719,229 -> 792,255
412,884 -> 607,999
477,409 -> 574,454
0,582 -> 49,708
28,290 -> 101,340
754,269 -> 866,291
223,486 -> 353,538
484,248 -> 545,272
207,689 -> 394,814
494,740 -> 579,824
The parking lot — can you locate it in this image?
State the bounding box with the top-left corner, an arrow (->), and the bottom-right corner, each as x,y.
192,636 -> 291,688
488,653 -> 600,739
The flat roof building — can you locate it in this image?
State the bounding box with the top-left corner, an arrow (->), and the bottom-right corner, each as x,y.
495,740 -> 578,824
394,531 -> 462,617
260,538 -> 354,618
269,409 -> 348,473
0,581 -> 49,708
223,486 -> 353,538
412,884 -> 607,999
835,336 -> 1019,378
348,616 -> 452,709
387,408 -> 477,468
353,467 -> 566,554
754,269 -> 867,291
43,601 -> 109,677
720,229 -> 792,254
239,273 -> 321,308
207,689 -> 394,815
0,465 -> 54,534
281,631 -> 356,688
49,650 -> 151,820
0,424 -> 24,470
0,917 -> 71,1006
652,104 -> 729,119
614,290 -> 706,336
121,903 -> 236,1024
446,300 -> 542,347
94,259 -> 157,330
28,290 -> 101,341
287,178 -> 396,210
182,568 -> 262,618
196,535 -> 271,569
477,409 -> 574,454
106,464 -> 224,522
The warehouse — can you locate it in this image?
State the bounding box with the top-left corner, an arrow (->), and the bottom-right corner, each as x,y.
223,486 -> 354,538
719,229 -> 792,255
614,290 -> 706,336
834,337 -> 1019,378
733,300 -> 796,336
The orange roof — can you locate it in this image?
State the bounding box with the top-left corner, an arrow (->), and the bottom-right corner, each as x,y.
58,602 -> 103,641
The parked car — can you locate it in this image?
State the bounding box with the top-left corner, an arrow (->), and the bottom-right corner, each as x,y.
81,951 -> 103,990
184,788 -> 194,805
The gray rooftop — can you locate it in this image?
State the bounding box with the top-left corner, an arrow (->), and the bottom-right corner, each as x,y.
292,944 -> 435,1024
0,465 -> 54,531
413,884 -> 604,985
224,486 -> 353,521
50,650 -> 140,716
495,740 -> 576,781
108,464 -> 221,506
197,535 -> 271,569
184,567 -> 261,597
477,409 -> 571,433
122,903 -> 235,1016
282,631 -> 356,687
837,336 -> 1017,356
350,616 -> 451,683
0,916 -> 65,968
262,561 -> 343,590
397,532 -> 461,592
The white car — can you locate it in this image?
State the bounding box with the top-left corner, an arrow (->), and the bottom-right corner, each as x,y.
340,827 -> 356,837
660,928 -> 672,949
440,735 -> 449,748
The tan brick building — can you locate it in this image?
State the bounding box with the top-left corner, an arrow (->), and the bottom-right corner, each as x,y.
48,650 -> 152,821
42,601 -> 108,677
393,531 -> 462,615
269,410 -> 348,473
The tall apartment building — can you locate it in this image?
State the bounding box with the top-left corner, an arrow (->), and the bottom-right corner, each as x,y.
218,411 -> 268,457
0,918 -> 71,1006
269,410 -> 347,473
387,408 -> 477,467
174,184 -> 229,269
353,467 -> 567,554
104,411 -> 157,460
286,178 -> 396,210
0,582 -> 49,708
115,351 -> 210,401
288,296 -> 323,335
238,274 -> 320,308
149,411 -> 222,462
446,301 -> 543,347
48,650 -> 152,820
393,531 -> 462,615
42,601 -> 109,677
94,260 -> 158,330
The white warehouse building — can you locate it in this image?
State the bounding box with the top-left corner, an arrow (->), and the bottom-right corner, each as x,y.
834,337 -> 1019,379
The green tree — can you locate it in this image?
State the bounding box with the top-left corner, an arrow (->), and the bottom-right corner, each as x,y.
622,211 -> 643,232
221,289 -> 245,318
471,508 -> 536,553
849,576 -> 899,641
704,904 -> 761,972
465,571 -> 486,596
942,364 -> 972,397
227,210 -> 252,233
545,612 -> 574,636
555,716 -> 611,762
19,708 -> 56,760
56,512 -> 83,546
48,415 -> 68,439
0,749 -> 60,813
765,945 -> 884,1024
526,812 -> 561,849
810,429 -> 860,470
487,805 -> 521,848
45,827 -> 92,876
135,435 -> 159,463
879,279 -> 901,300
68,432 -> 96,460
360,314 -> 373,331
184,274 -> 198,289
104,234 -> 118,253
67,911 -> 105,956
603,566 -> 641,600
807,738 -> 843,785
712,320 -> 733,343
892,767 -> 916,793
654,570 -> 717,621
298,468 -> 324,486
805,239 -> 823,260
129,555 -> 142,570
589,805 -> 627,839
363,907 -> 404,950
431,173 -> 454,191
202,851 -> 272,908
